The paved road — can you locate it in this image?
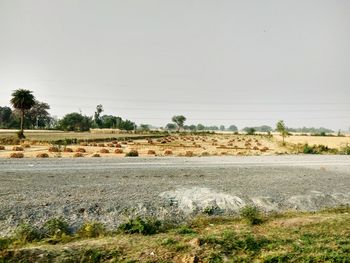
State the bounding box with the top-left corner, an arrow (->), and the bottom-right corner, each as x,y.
0,155 -> 349,235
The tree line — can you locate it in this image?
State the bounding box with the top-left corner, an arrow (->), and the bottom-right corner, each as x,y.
1,89 -> 338,139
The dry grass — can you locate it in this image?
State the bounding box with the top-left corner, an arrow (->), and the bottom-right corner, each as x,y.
75,148 -> 86,153
9,152 -> 24,158
63,147 -> 73,152
275,134 -> 350,148
12,146 -> 24,151
36,153 -> 49,158
100,148 -> 110,154
48,146 -> 60,153
147,149 -> 156,155
114,149 -> 123,154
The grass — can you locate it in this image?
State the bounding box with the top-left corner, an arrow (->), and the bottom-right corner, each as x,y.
1,206 -> 350,262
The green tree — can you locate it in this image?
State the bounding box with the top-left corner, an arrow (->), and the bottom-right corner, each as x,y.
165,123 -> 177,130
94,104 -> 104,128
0,106 -> 13,128
26,101 -> 51,128
243,127 -> 256,135
276,120 -> 288,144
59,113 -> 93,131
10,89 -> 36,138
172,115 -> 186,131
227,125 -> 238,132
139,124 -> 150,131
196,123 -> 205,131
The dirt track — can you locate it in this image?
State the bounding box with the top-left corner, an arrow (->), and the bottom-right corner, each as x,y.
1,155 -> 350,236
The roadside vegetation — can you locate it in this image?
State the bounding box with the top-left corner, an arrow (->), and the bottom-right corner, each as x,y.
0,206 -> 349,262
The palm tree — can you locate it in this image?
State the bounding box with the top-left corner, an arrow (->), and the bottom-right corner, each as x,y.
10,89 -> 36,139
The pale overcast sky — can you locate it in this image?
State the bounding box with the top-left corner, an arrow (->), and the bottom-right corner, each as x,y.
0,0 -> 349,130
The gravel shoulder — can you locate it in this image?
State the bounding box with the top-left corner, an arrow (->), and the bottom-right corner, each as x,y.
1,155 -> 350,236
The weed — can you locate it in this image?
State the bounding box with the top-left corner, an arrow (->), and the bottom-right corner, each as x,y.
119,217 -> 162,235
14,223 -> 41,243
42,218 -> 71,238
176,226 -> 197,235
77,222 -> 106,238
240,205 -> 263,225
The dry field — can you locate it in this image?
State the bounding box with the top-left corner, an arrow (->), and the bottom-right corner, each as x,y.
0,129 -> 155,142
0,133 -> 280,158
1,131 -> 349,159
275,134 -> 350,148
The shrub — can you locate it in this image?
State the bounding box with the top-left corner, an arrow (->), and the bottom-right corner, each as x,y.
73,152 -> 84,157
36,153 -> 49,158
10,152 -> 24,158
119,217 -> 162,235
240,205 -> 263,225
100,148 -> 109,154
98,143 -> 105,147
12,146 -> 24,151
21,143 -> 31,148
107,143 -> 114,147
80,142 -> 88,146
340,144 -> 350,155
48,146 -> 60,152
125,150 -> 139,157
201,151 -> 210,156
185,151 -> 194,157
115,143 -> 122,148
42,218 -> 70,238
0,145 -> 5,150
76,147 -> 86,153
63,147 -> 73,152
91,153 -> 101,157
78,222 -> 106,238
302,144 -> 336,154
176,226 -> 197,235
114,149 -> 123,154
15,223 -> 41,243
147,149 -> 156,155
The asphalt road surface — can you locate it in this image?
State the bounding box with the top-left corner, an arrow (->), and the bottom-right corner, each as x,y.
1,155 -> 349,235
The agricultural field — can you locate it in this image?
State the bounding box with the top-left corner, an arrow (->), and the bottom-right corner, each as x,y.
0,133 -> 281,159
0,131 -> 350,159
275,134 -> 350,149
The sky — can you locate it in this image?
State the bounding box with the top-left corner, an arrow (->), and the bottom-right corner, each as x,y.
0,0 -> 349,130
